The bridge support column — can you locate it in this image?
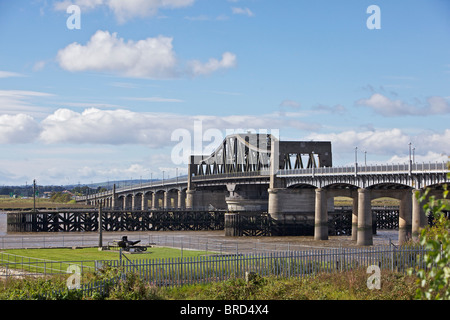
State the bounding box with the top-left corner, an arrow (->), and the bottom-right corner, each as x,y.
412,189 -> 426,240
357,188 -> 373,246
125,195 -> 133,210
166,190 -> 178,210
351,197 -> 358,241
163,191 -> 170,210
314,188 -> 328,240
132,194 -> 142,210
186,190 -> 195,209
268,188 -> 316,236
399,190 -> 412,245
111,184 -> 118,209
152,192 -> 162,210
178,190 -> 186,210
142,193 -> 149,211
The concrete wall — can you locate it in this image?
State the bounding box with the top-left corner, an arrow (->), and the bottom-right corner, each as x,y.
190,189 -> 228,210
268,188 -> 334,221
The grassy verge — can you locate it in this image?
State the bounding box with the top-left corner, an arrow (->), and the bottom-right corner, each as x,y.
0,268 -> 419,300
0,198 -> 91,210
158,269 -> 418,300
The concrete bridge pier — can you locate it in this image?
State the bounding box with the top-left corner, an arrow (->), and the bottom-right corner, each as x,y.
268,187 -> 318,235
178,189 -> 186,210
314,188 -> 328,240
141,192 -> 150,210
125,195 -> 133,210
185,188 -> 227,210
132,193 -> 141,210
166,189 -> 181,209
152,192 -> 163,210
224,184 -> 269,236
357,188 -> 373,246
399,190 -> 413,244
185,190 -> 195,209
225,184 -> 268,211
351,196 -> 358,241
412,188 -> 426,240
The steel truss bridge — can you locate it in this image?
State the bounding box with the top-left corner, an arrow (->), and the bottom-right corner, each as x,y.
16,134 -> 450,246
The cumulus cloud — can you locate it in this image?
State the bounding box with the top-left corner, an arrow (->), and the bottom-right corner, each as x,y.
187,52 -> 237,76
56,30 -> 236,78
56,30 -> 178,78
36,108 -> 309,146
2,107 -> 448,166
39,108 -> 173,146
54,0 -> 195,23
0,107 -> 311,145
387,151 -> 448,165
306,128 -> 449,158
356,93 -> 450,116
0,114 -> 41,144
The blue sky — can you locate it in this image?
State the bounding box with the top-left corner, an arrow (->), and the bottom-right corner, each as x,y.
0,0 -> 449,186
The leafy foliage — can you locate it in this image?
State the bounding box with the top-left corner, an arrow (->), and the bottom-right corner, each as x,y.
410,166 -> 450,300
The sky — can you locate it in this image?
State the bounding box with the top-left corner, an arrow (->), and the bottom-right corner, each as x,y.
0,0 -> 449,186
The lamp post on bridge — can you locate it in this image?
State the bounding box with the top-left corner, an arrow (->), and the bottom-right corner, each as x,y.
409,142 -> 412,175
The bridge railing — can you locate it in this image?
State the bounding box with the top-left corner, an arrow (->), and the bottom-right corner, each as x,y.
75,176 -> 189,201
76,162 -> 448,201
114,176 -> 188,193
191,170 -> 270,181
277,161 -> 449,176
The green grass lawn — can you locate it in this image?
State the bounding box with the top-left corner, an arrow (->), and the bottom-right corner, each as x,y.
0,246 -> 213,263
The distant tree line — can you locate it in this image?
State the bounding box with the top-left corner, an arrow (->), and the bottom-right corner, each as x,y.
0,185 -> 107,198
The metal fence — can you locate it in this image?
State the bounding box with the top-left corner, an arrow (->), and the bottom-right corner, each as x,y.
0,244 -> 432,299
1,245 -> 429,282
110,245 -> 429,287
0,233 -> 355,253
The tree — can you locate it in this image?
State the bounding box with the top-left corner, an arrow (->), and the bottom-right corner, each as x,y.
411,164 -> 450,300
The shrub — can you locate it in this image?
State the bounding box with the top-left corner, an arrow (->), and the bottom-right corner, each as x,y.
410,166 -> 450,300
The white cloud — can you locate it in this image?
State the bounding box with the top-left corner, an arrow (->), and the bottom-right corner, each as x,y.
56,30 -> 178,79
0,90 -> 54,117
188,52 -> 237,76
107,0 -> 195,23
2,106 -> 447,166
56,30 -> 237,78
306,128 -> 450,160
0,114 -> 41,144
356,93 -> 450,116
39,108 -> 167,146
232,7 -> 254,17
54,0 -> 195,22
125,97 -> 184,103
0,107 -> 308,147
311,104 -> 347,115
0,71 -> 24,78
387,151 -> 448,164
36,108 -> 277,146
280,100 -> 301,109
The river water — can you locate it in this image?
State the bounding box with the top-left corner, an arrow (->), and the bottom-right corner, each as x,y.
0,212 -> 398,253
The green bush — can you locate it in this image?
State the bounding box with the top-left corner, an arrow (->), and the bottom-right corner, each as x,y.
410,166 -> 450,300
